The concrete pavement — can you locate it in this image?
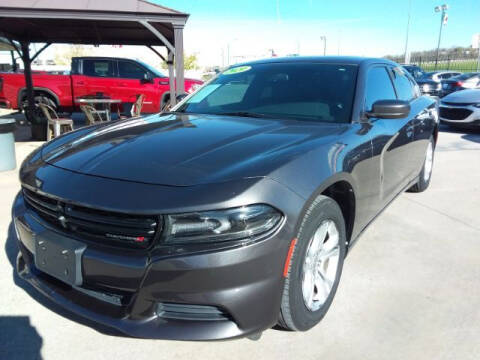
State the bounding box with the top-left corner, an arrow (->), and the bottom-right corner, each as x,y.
1,126 -> 479,360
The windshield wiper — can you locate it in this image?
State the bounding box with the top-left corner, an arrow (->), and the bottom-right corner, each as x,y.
216,111 -> 276,119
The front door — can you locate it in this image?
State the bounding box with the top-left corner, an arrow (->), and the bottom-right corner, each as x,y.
364,65 -> 416,211
116,60 -> 159,114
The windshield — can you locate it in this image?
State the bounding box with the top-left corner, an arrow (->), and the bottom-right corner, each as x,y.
176,62 -> 358,123
403,66 -> 424,79
419,72 -> 436,80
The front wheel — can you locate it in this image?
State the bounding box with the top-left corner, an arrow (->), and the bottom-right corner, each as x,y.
278,195 -> 346,331
408,136 -> 435,193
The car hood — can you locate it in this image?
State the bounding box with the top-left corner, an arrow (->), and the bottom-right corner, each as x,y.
41,113 -> 346,186
442,89 -> 480,103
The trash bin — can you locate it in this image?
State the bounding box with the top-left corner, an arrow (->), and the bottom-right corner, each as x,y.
0,119 -> 17,171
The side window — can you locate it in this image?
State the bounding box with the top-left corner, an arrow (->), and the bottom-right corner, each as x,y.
391,66 -> 415,101
83,60 -> 114,77
118,61 -> 148,80
365,66 -> 397,110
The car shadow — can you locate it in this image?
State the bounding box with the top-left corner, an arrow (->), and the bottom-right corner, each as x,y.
440,124 -> 480,140
4,222 -> 125,338
462,133 -> 480,143
0,316 -> 43,360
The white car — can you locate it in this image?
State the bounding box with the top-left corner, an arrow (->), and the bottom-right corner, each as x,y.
439,89 -> 480,128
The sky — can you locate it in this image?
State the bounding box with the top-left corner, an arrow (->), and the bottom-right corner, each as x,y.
3,0 -> 479,70
155,0 -> 480,65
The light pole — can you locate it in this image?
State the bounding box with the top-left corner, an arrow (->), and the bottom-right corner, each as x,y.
403,0 -> 412,64
226,38 -> 238,66
320,36 -> 327,56
434,4 -> 448,70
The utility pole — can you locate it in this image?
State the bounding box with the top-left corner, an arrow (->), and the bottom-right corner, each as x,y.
403,0 -> 412,64
434,4 -> 449,70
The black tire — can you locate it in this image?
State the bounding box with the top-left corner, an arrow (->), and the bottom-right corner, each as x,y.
278,195 -> 346,331
408,136 -> 435,193
161,94 -> 171,112
22,94 -> 57,124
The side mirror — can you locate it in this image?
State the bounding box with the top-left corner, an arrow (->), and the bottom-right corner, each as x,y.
366,100 -> 410,119
176,93 -> 188,102
141,73 -> 154,84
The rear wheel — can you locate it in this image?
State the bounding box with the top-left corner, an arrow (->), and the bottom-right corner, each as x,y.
23,94 -> 57,141
408,136 -> 435,193
278,195 -> 346,331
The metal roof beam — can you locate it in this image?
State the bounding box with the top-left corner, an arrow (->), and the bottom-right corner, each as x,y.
139,20 -> 174,53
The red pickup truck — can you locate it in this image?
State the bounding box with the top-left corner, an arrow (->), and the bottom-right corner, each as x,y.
0,56 -> 202,115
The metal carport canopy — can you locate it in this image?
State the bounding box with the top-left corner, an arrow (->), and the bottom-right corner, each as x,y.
0,0 -> 189,122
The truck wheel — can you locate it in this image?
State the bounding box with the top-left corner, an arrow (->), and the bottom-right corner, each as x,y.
22,95 -> 57,124
161,94 -> 171,112
278,195 -> 346,331
408,136 -> 435,193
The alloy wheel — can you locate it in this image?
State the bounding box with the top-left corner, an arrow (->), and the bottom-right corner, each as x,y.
302,219 -> 340,312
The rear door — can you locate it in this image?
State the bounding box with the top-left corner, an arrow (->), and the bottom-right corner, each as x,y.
73,59 -> 117,99
116,60 -> 159,113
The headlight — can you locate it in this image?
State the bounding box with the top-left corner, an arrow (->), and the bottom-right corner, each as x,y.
474,103 -> 480,108
436,83 -> 442,90
422,84 -> 430,91
165,204 -> 283,244
188,83 -> 202,94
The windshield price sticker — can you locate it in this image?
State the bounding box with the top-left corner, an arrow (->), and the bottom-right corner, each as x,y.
223,66 -> 252,75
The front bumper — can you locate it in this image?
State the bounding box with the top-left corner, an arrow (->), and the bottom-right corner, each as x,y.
13,177 -> 300,340
439,104 -> 480,127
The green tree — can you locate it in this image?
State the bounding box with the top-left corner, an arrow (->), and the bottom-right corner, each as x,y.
54,45 -> 91,65
161,53 -> 199,70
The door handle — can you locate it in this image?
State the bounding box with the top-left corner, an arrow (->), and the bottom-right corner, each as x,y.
118,82 -> 127,87
76,81 -> 85,85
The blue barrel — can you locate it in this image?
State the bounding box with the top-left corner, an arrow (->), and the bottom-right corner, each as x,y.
0,119 -> 16,171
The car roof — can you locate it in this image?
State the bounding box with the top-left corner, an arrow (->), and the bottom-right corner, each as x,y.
233,56 -> 398,67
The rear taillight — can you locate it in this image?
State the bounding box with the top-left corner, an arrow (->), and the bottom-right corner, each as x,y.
455,81 -> 464,87
0,77 -> 3,92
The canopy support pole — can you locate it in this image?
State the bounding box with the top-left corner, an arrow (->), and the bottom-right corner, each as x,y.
10,50 -> 17,71
20,42 -> 36,124
173,24 -> 185,95
31,42 -> 51,61
139,20 -> 175,53
147,45 -> 166,63
167,51 -> 176,107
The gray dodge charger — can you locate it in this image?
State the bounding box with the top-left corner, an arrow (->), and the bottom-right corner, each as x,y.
13,57 -> 438,340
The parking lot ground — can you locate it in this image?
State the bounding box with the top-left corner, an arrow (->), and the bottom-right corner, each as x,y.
1,125 -> 479,360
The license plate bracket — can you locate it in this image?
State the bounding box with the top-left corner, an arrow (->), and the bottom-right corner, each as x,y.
34,231 -> 86,286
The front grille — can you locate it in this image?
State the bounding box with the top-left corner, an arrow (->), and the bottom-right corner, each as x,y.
22,187 -> 161,248
156,303 -> 232,321
439,107 -> 473,121
442,102 -> 473,107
